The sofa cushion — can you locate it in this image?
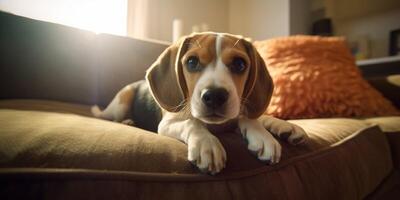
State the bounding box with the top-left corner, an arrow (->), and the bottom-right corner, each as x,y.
254,36 -> 399,119
0,123 -> 392,199
0,108 -> 195,173
0,99 -> 93,117
364,116 -> 400,132
0,99 -> 385,172
365,116 -> 400,170
0,99 -> 397,199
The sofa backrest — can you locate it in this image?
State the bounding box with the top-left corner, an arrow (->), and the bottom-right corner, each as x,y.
0,11 -> 169,107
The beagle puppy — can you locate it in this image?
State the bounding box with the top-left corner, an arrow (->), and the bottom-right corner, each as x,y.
92,32 -> 308,174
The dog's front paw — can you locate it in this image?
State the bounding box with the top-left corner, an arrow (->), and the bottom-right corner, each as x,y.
259,116 -> 308,145
121,119 -> 135,126
245,129 -> 282,164
187,134 -> 227,175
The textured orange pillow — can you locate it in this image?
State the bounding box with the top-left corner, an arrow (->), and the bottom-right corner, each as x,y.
254,36 -> 399,119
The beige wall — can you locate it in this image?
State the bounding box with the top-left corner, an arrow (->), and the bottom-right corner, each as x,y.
229,0 -> 290,40
132,0 -> 229,42
229,0 -> 311,39
128,0 -> 309,42
289,0 -> 311,35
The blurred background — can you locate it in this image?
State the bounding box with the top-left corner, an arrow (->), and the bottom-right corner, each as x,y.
0,0 -> 399,60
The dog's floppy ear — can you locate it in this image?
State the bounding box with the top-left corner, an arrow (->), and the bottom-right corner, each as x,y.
146,36 -> 190,112
242,40 -> 274,119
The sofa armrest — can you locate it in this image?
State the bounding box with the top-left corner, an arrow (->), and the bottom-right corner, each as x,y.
366,75 -> 400,109
0,11 -> 169,107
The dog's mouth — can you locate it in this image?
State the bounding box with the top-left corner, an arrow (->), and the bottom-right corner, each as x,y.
198,112 -> 229,124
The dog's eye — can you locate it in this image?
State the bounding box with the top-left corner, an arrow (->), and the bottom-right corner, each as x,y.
186,56 -> 202,72
230,57 -> 246,73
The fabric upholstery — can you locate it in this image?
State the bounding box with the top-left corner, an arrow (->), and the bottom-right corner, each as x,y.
0,109 -> 194,173
0,11 -> 169,107
0,119 -> 393,199
367,75 -> 400,109
0,99 -> 93,117
0,100 -> 398,199
254,36 -> 399,119
364,117 -> 400,132
1,99 -> 399,172
365,171 -> 400,200
364,117 -> 400,169
386,131 -> 400,170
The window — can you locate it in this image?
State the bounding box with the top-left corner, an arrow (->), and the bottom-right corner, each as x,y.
0,0 -> 127,35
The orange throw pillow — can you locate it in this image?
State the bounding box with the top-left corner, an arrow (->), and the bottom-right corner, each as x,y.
254,36 -> 399,119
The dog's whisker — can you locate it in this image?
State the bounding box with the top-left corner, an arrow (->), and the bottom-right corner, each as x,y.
185,41 -> 202,49
232,38 -> 241,48
240,97 -> 250,105
166,99 -> 188,113
239,97 -> 250,116
195,40 -> 202,48
171,98 -> 192,118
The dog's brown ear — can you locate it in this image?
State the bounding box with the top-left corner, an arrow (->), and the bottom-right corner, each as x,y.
242,41 -> 274,119
146,36 -> 190,112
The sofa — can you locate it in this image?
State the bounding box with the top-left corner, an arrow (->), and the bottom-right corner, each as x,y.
1,11 -> 400,200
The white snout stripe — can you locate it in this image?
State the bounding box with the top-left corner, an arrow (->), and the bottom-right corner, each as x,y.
190,34 -> 241,123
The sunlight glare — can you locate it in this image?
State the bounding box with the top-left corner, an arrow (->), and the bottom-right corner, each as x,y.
0,0 -> 127,36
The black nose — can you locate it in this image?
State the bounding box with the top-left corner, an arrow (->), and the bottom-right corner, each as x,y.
201,88 -> 229,109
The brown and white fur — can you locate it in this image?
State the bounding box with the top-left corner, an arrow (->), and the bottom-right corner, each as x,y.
92,32 -> 308,175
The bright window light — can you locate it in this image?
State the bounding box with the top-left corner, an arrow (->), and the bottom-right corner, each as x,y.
0,0 -> 127,36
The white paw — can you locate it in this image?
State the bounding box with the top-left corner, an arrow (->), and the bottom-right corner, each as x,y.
245,128 -> 282,164
121,119 -> 135,126
239,118 -> 282,164
259,116 -> 308,145
187,134 -> 227,175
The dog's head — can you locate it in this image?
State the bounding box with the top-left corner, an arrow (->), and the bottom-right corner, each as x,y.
146,32 -> 273,124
